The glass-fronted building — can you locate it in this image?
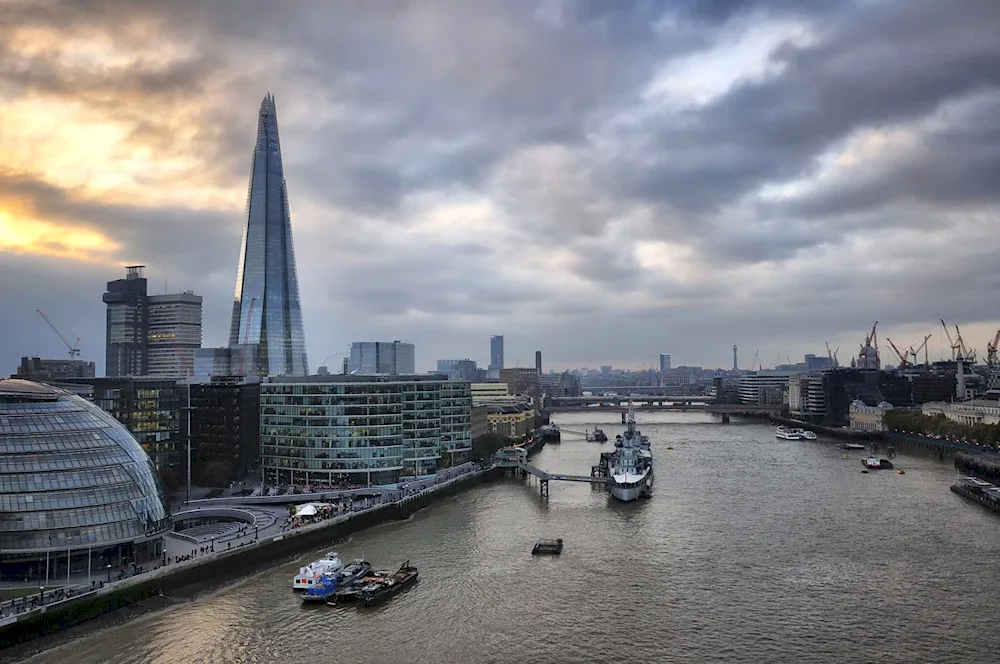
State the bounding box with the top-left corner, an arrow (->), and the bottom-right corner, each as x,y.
228,93 -> 308,376
260,375 -> 472,487
0,379 -> 170,582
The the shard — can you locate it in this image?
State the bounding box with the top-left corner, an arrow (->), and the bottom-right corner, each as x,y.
228,94 -> 309,376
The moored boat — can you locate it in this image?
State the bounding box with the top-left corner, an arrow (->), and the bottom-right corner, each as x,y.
775,426 -> 805,440
605,405 -> 653,502
801,430 -> 817,440
586,427 -> 608,443
301,573 -> 339,603
863,456 -> 893,470
358,562 -> 419,607
293,552 -> 343,590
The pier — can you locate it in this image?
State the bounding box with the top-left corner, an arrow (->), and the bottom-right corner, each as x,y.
492,456 -> 606,498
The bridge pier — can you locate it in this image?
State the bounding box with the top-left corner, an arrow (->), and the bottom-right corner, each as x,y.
540,479 -> 549,498
720,413 -> 730,424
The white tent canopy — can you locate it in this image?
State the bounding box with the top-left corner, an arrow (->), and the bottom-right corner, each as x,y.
294,504 -> 318,517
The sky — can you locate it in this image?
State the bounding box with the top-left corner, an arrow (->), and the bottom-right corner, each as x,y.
2,0 -> 1000,374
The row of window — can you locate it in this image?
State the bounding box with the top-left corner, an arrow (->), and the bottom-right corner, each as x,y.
0,432 -> 116,453
262,457 -> 405,471
260,446 -> 403,460
0,483 -> 143,512
0,519 -> 167,551
0,502 -> 145,532
0,466 -> 137,493
0,448 -> 134,473
263,383 -> 454,396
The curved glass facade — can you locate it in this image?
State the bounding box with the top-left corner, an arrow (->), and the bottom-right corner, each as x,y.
0,379 -> 170,558
261,376 -> 473,487
228,93 -> 308,376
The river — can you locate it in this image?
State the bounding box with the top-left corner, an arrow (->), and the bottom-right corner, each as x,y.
13,413 -> 1000,663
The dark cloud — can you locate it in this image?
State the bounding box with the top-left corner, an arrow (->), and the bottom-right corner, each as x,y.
2,0 -> 1000,374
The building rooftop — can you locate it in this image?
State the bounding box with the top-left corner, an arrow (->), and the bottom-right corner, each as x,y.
0,378 -> 67,399
264,373 -> 450,384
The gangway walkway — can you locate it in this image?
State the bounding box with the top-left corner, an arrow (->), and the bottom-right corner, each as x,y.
494,460 -> 606,497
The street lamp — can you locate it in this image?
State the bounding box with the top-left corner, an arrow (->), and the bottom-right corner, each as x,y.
106,564 -> 112,582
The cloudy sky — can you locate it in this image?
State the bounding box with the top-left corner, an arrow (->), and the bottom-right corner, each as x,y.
2,0 -> 999,374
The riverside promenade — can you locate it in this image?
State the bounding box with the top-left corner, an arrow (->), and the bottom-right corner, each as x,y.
0,462 -> 487,639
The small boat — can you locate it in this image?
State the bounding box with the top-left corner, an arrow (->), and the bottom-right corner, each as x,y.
775,426 -> 804,440
842,443 -> 866,450
862,456 -> 893,470
301,573 -> 339,603
801,430 -> 817,440
586,427 -> 608,443
358,562 -> 419,607
293,552 -> 343,590
532,538 -> 563,555
337,560 -> 373,585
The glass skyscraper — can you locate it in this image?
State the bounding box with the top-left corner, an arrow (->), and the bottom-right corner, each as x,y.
229,93 -> 308,376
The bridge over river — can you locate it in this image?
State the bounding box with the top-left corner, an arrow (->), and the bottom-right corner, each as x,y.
492,459 -> 606,498
544,403 -> 785,418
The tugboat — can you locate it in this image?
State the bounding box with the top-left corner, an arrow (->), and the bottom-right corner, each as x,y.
586,427 -> 608,443
301,573 -> 339,603
605,404 -> 653,502
532,538 -> 563,555
331,569 -> 391,605
358,562 -> 419,607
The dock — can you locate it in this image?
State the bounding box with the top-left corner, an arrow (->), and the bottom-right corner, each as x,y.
492,453 -> 606,497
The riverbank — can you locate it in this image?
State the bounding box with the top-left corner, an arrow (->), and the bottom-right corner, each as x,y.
0,466 -> 493,652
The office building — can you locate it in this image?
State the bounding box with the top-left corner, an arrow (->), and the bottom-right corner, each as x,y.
489,335 -> 504,370
738,371 -> 796,405
66,377 -> 186,489
15,357 -> 96,382
103,265 -> 148,377
349,342 -> 415,375
535,351 -> 542,375
259,375 -> 472,487
436,359 -> 478,382
147,292 -> 202,377
228,94 -> 309,376
789,373 -> 827,423
0,379 -> 170,582
188,378 -> 260,487
500,367 -> 540,402
659,354 -> 671,373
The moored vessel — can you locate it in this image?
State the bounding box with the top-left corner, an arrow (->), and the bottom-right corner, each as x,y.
775,426 -> 805,440
604,405 -> 653,502
358,562 -> 419,607
539,424 -> 561,443
293,552 -> 343,590
586,427 -> 608,443
301,573 -> 339,603
863,456 -> 893,470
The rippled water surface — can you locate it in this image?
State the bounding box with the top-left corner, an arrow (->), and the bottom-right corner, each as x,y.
17,413 -> 1000,663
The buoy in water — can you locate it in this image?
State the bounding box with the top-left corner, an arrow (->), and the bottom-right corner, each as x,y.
667,446 -> 674,450
898,470 -> 905,475
861,470 -> 869,474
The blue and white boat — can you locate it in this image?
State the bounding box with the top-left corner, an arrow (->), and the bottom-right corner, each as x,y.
293,552 -> 343,590
302,573 -> 339,603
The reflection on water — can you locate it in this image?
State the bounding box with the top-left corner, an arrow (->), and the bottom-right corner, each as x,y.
18,413 -> 1000,663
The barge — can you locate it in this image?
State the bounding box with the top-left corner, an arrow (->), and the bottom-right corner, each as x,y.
532,538 -> 563,555
951,476 -> 1000,515
358,562 -> 419,607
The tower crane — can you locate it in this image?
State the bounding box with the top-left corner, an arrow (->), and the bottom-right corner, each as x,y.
953,323 -> 976,364
36,309 -> 81,358
885,338 -> 910,368
987,330 -> 1000,368
910,334 -> 932,366
940,319 -> 959,362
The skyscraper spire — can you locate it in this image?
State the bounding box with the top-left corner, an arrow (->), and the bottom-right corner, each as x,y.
228,94 -> 309,376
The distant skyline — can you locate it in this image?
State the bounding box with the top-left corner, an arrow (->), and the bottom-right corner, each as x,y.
2,1 -> 1000,376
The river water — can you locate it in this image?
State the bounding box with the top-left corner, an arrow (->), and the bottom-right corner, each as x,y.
15,413 -> 1000,663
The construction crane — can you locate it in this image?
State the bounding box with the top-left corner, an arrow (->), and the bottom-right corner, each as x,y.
940,319 -> 959,362
825,342 -> 840,368
953,324 -> 976,364
910,334 -> 932,366
746,349 -> 760,371
36,309 -> 81,358
858,321 -> 879,368
987,330 -> 1000,368
885,338 -> 910,368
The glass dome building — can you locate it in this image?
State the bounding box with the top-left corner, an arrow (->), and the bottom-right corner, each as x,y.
0,379 -> 171,582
